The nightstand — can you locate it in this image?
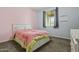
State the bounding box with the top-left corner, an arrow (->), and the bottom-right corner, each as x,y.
70,29 -> 79,52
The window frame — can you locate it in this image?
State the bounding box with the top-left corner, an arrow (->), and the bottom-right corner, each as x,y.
43,7 -> 59,28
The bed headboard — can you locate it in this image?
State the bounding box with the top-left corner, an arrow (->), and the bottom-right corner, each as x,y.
12,24 -> 32,33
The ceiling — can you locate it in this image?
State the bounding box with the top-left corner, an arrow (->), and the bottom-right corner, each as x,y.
31,7 -> 52,11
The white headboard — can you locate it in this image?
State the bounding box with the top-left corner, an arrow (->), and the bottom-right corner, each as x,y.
12,24 -> 32,33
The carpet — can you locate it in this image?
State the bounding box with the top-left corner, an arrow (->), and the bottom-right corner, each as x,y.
0,37 -> 71,52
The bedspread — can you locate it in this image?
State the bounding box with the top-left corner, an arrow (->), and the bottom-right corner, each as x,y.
15,29 -> 48,44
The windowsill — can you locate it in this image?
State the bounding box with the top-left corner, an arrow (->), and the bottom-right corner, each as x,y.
44,26 -> 54,28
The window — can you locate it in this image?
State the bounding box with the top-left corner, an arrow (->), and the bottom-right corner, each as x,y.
43,7 -> 58,28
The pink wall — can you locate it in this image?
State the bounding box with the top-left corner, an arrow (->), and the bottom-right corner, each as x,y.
0,7 -> 37,42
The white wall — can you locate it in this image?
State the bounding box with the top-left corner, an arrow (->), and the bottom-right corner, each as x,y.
0,7 -> 37,42
36,7 -> 79,39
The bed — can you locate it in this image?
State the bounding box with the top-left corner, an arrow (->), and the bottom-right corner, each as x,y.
12,24 -> 50,52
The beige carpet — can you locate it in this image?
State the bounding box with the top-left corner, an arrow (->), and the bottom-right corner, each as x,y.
0,37 -> 71,52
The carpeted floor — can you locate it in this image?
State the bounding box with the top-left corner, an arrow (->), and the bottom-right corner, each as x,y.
0,37 -> 71,52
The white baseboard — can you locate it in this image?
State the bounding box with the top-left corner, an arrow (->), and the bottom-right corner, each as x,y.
49,35 -> 70,40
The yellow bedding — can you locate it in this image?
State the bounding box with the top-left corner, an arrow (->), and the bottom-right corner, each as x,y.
14,35 -> 49,52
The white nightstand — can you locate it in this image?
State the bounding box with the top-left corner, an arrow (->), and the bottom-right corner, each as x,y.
70,29 -> 79,52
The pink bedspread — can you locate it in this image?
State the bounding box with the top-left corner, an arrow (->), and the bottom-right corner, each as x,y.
15,29 -> 48,43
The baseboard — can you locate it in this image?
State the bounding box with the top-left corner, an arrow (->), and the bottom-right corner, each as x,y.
0,39 -> 10,43
49,36 -> 70,40
0,36 -> 14,43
